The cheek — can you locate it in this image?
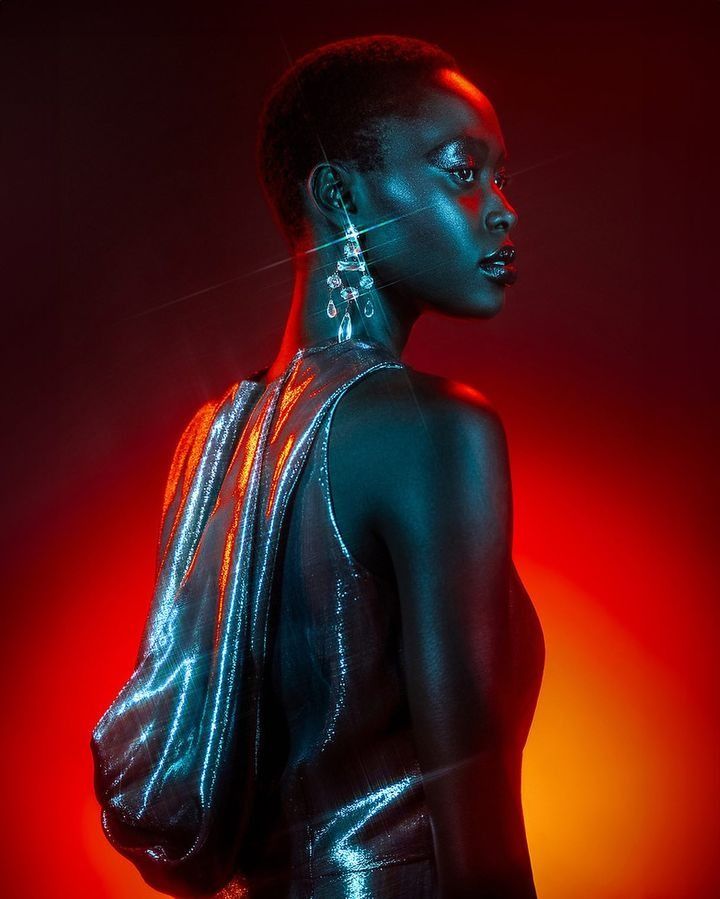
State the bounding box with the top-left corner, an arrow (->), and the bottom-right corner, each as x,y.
366,178 -> 475,271
365,177 -> 429,264
376,172 -> 418,209
412,200 -> 477,262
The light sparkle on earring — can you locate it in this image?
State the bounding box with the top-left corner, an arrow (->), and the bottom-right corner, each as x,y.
327,224 -> 377,342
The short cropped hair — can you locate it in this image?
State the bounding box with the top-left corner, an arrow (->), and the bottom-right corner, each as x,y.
256,35 -> 458,248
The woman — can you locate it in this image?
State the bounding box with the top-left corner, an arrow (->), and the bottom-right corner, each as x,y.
91,35 -> 545,899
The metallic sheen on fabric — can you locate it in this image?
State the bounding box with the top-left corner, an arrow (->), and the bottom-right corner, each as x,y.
90,339 -> 420,897
91,336 -> 545,898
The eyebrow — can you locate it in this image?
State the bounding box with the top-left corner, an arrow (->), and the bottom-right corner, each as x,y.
426,135 -> 508,164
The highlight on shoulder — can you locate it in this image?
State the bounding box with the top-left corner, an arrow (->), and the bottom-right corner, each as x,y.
335,362 -> 504,443
330,362 -> 510,503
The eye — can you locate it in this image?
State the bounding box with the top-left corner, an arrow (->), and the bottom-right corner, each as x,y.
494,168 -> 511,191
449,165 -> 479,185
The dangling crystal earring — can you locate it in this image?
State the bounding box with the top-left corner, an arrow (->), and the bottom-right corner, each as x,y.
326,223 -> 376,343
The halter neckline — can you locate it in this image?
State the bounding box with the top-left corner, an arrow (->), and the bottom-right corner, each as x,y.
244,337 -> 399,387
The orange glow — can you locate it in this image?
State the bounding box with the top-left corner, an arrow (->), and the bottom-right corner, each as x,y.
17,354 -> 713,899
270,356 -> 314,443
519,559 -> 718,898
214,393 -> 273,650
236,400 -> 265,502
159,400 -> 216,551
432,68 -> 505,159
266,433 -> 294,518
446,378 -> 489,405
158,384 -> 239,574
264,361 -> 313,517
162,383 -> 238,520
435,67 -> 489,108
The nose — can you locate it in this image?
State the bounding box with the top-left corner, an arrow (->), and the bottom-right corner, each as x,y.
485,196 -> 518,233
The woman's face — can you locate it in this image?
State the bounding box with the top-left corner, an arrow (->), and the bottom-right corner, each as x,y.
356,68 -> 518,319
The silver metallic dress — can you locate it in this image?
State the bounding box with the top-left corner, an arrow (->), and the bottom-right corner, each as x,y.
90,336 -> 544,899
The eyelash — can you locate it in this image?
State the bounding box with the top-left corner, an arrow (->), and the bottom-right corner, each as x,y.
450,166 -> 511,191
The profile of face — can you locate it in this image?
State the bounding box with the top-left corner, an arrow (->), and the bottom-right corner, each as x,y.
349,68 -> 518,320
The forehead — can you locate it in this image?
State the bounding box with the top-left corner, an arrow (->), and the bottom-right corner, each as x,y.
377,68 -> 507,163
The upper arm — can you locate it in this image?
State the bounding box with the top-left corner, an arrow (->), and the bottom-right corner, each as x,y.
365,375 -> 515,749
343,369 -> 535,894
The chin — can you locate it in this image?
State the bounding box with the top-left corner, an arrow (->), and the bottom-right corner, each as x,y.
484,290 -> 505,316
473,267 -> 511,315
428,282 -> 506,318
468,287 -> 505,318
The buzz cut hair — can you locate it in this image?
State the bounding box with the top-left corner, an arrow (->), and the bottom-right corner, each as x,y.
256,34 -> 459,248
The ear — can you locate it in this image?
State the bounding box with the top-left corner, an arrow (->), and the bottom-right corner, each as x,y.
306,162 -> 358,226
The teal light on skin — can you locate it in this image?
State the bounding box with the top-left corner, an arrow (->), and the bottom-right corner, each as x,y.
265,66 -> 518,380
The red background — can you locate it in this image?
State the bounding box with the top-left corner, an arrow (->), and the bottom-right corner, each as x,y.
2,1 -> 718,896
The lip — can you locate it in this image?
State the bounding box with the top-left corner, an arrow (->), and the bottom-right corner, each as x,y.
478,243 -> 517,285
479,243 -> 516,264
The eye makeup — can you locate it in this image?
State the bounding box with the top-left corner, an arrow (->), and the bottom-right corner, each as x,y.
425,135 -> 507,173
426,138 -> 481,171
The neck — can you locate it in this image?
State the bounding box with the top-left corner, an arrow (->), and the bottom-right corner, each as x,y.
264,237 -> 418,381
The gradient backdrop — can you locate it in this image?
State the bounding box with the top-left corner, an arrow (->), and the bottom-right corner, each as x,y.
1,1 -> 718,897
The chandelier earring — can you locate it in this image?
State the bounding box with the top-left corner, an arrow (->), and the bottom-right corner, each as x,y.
326,223 -> 376,343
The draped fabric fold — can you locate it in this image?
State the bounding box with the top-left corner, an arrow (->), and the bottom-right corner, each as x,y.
89,340 -> 399,897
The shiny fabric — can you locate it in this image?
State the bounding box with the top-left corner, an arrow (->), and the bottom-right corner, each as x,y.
90,337 -> 410,897
242,355 -> 439,898
91,335 -> 545,898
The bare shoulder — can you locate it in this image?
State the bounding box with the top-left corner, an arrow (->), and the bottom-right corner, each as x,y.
330,363 -> 510,534
332,362 -> 508,463
328,362 -> 512,579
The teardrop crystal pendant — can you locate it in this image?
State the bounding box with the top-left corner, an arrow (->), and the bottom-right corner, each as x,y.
326,298 -> 337,318
338,310 -> 352,342
363,298 -> 374,317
